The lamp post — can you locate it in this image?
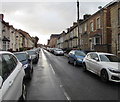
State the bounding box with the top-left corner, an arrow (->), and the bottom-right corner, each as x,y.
77,0 -> 80,49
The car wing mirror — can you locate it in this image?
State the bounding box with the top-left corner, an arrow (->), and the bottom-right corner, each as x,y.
28,56 -> 32,61
0,76 -> 3,89
94,57 -> 99,61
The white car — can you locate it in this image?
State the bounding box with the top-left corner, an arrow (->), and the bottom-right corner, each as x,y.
54,49 -> 64,56
83,52 -> 120,82
0,51 -> 26,101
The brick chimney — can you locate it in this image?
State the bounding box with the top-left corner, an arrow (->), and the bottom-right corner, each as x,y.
83,14 -> 91,20
0,14 -> 4,21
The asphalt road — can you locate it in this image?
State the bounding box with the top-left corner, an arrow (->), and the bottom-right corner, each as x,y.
26,49 -> 120,101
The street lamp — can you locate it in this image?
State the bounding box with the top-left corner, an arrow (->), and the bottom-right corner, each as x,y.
77,0 -> 80,49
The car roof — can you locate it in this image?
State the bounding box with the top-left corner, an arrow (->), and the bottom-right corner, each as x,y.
0,51 -> 13,55
88,52 -> 114,55
14,51 -> 27,54
71,50 -> 85,52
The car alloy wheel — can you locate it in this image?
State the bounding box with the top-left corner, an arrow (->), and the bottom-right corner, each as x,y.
101,70 -> 109,82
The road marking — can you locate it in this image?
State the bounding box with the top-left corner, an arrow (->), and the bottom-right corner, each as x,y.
49,64 -> 71,101
49,64 -> 56,75
64,91 -> 71,101
60,84 -> 71,101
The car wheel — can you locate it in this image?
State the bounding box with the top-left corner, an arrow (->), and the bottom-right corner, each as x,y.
68,58 -> 71,64
31,66 -> 33,73
100,69 -> 109,82
28,70 -> 32,80
19,83 -> 27,101
83,63 -> 87,72
73,60 -> 77,66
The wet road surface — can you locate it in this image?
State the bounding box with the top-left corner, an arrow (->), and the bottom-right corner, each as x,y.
26,49 -> 120,101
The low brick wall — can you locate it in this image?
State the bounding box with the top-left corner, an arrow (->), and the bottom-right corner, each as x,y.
94,44 -> 111,53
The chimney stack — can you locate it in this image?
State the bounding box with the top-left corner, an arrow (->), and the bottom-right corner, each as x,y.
83,14 -> 91,20
0,14 -> 4,21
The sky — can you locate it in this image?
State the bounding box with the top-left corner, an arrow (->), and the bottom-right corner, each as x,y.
1,0 -> 113,45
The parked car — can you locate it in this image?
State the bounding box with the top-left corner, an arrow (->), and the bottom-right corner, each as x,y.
0,51 -> 26,101
27,50 -> 39,64
68,50 -> 86,66
14,52 -> 33,80
83,52 -> 120,82
50,48 -> 56,54
54,48 -> 64,56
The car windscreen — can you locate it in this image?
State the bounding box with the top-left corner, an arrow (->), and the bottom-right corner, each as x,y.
100,55 -> 120,62
56,49 -> 62,51
27,51 -> 36,55
15,53 -> 27,62
75,51 -> 86,56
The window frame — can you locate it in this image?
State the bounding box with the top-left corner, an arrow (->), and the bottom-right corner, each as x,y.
90,21 -> 94,32
118,34 -> 120,51
96,17 -> 100,29
118,8 -> 120,25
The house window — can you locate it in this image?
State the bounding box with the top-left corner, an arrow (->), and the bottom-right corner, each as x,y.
96,17 -> 100,29
118,8 -> 120,25
118,34 -> 120,51
91,37 -> 95,50
3,41 -> 6,51
3,41 -> 9,51
84,23 -> 87,32
90,22 -> 94,32
95,37 -> 101,45
91,36 -> 101,50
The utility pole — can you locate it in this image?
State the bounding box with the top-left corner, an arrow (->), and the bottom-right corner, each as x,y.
77,0 -> 80,49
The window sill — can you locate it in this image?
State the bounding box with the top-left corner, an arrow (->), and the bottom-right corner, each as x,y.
118,25 -> 120,28
118,51 -> 120,53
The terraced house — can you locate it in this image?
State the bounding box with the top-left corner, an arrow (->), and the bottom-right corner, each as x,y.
80,4 -> 112,53
54,1 -> 120,55
110,1 -> 120,57
0,14 -> 35,51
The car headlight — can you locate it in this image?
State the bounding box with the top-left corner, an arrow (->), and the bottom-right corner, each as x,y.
23,64 -> 28,69
77,58 -> 82,61
108,68 -> 120,73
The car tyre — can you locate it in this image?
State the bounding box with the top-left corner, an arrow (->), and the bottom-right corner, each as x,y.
83,63 -> 87,72
100,69 -> 109,82
28,70 -> 32,80
31,66 -> 33,73
19,83 -> 27,101
68,58 -> 71,64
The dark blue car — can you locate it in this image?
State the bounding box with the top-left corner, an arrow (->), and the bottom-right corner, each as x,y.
14,52 -> 33,80
68,50 -> 86,66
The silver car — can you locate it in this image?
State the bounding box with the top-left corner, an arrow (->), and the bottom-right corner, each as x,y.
0,51 -> 26,101
83,52 -> 120,82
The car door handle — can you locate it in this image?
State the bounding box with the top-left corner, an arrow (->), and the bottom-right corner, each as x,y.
9,80 -> 13,86
18,68 -> 20,71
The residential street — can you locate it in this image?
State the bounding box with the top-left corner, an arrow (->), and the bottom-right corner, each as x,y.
26,49 -> 120,101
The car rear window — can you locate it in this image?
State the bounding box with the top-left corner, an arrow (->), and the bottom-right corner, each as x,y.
75,51 -> 86,56
100,55 -> 120,62
15,53 -> 27,62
